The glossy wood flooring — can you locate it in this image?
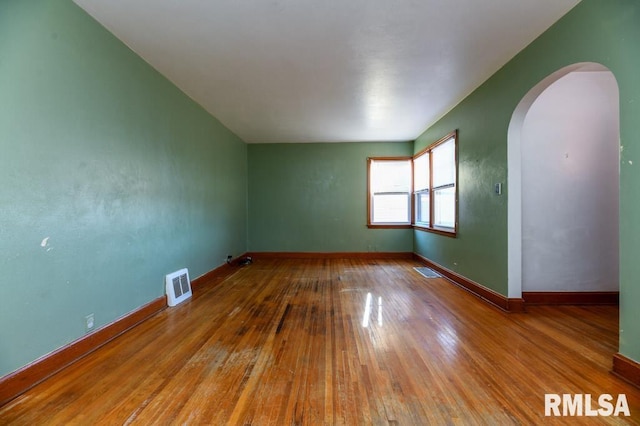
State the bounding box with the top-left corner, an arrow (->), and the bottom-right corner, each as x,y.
1,258 -> 639,425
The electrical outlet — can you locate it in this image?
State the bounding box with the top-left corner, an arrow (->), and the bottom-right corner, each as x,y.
85,313 -> 94,332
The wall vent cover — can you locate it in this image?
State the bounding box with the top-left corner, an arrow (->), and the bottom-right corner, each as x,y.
166,268 -> 192,307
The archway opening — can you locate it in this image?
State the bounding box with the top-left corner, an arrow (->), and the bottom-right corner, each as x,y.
508,63 -> 620,299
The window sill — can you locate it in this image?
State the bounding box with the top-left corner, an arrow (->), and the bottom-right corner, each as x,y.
367,224 -> 413,229
413,224 -> 457,238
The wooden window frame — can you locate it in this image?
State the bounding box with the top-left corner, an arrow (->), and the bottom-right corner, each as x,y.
412,130 -> 458,237
366,130 -> 457,235
366,157 -> 413,229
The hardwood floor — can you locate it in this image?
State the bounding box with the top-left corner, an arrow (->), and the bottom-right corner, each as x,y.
1,258 -> 638,425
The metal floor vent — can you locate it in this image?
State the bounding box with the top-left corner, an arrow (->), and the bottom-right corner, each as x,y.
166,268 -> 192,307
414,267 -> 442,279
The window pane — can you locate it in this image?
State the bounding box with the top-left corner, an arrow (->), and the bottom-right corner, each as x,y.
372,194 -> 410,223
413,153 -> 429,191
415,191 -> 430,224
371,160 -> 411,193
433,187 -> 455,228
432,138 -> 455,188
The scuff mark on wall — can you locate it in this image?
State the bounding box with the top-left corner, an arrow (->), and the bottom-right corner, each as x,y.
40,237 -> 53,252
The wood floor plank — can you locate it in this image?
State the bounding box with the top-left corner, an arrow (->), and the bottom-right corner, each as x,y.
1,257 -> 639,425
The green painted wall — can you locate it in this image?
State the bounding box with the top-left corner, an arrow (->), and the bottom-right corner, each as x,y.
0,1 -> 247,376
413,0 -> 640,362
248,142 -> 413,253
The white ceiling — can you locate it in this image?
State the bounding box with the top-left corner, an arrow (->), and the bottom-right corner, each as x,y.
73,0 -> 580,144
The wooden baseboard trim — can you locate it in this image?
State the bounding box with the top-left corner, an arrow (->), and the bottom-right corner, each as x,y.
248,252 -> 414,260
191,254 -> 248,291
507,298 -> 526,312
523,291 -> 619,305
0,296 -> 166,407
413,253 -> 525,312
612,353 -> 640,389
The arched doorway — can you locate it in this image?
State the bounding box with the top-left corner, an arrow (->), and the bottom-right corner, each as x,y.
508,63 -> 619,299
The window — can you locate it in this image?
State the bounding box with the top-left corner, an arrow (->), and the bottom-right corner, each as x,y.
367,157 -> 412,227
413,151 -> 430,225
413,131 -> 457,235
366,130 -> 457,235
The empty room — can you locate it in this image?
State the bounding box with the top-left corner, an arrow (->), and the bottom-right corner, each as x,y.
1,0 -> 640,424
